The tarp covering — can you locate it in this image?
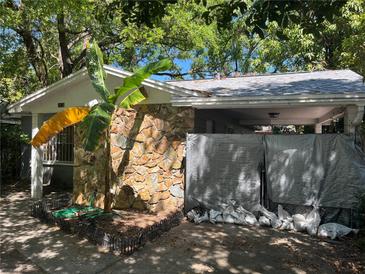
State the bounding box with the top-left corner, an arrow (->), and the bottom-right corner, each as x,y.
185,134 -> 263,212
265,134 -> 365,209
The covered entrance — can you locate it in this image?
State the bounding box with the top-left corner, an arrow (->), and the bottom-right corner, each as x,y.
193,105 -> 362,135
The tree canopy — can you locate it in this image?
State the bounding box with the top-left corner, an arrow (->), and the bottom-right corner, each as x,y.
1,0 -> 365,103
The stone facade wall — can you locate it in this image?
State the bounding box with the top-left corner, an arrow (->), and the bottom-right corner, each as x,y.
73,104 -> 194,212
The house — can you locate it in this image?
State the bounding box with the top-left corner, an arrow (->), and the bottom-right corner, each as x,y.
7,67 -> 365,215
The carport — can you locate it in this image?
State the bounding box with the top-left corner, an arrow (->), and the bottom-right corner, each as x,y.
169,69 -> 365,226
170,70 -> 365,135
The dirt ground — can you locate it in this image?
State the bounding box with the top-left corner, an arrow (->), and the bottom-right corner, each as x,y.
1,183 -> 364,274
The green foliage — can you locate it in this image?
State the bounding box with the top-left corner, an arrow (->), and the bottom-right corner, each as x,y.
1,124 -> 29,181
0,29 -> 41,102
201,0 -> 346,36
295,125 -> 315,134
107,0 -> 178,27
80,103 -> 114,151
0,123 -> 29,144
2,0 -> 365,102
119,89 -> 145,110
110,59 -> 172,104
0,0 -> 175,101
339,0 -> 365,77
86,40 -> 110,103
82,42 -> 172,151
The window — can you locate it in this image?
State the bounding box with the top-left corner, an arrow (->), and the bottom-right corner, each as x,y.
43,126 -> 74,164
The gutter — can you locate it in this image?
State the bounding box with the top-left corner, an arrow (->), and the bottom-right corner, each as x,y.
171,94 -> 365,108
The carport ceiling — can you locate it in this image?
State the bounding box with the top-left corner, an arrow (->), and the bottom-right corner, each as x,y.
226,106 -> 344,125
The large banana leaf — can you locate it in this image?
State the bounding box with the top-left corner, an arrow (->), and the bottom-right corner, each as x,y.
31,107 -> 90,147
109,59 -> 172,106
119,88 -> 146,109
80,102 -> 115,151
86,41 -> 110,102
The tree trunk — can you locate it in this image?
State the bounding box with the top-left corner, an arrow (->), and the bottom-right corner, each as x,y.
9,1 -> 49,86
17,28 -> 49,86
103,128 -> 112,212
57,12 -> 74,77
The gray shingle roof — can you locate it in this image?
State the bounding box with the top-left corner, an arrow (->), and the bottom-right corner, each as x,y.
167,70 -> 365,97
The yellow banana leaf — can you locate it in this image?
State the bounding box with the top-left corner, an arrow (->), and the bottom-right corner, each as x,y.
31,107 -> 90,147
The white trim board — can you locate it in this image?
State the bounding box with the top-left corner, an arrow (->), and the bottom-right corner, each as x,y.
8,65 -> 206,114
172,94 -> 365,108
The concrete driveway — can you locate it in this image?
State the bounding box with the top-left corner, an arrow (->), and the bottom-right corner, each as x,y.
1,190 -> 363,274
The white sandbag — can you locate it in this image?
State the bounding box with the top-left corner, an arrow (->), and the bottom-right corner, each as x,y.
317,223 -> 359,240
209,209 -> 222,224
280,219 -> 294,231
271,217 -> 283,229
214,214 -> 224,223
244,214 -> 258,226
223,213 -> 237,224
222,204 -> 235,223
233,211 -> 247,225
277,205 -> 294,230
253,204 -> 277,220
236,206 -> 258,225
222,203 -> 236,216
234,213 -> 257,226
306,207 -> 321,236
236,205 -> 251,215
278,205 -> 292,221
223,207 -> 240,220
186,209 -> 200,222
194,211 -> 209,224
293,214 -> 307,232
253,204 -> 282,229
222,201 -> 241,224
259,216 -> 271,227
187,209 -> 209,224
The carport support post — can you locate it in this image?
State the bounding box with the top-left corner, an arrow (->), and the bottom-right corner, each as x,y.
344,105 -> 364,135
315,123 -> 322,134
31,113 -> 43,199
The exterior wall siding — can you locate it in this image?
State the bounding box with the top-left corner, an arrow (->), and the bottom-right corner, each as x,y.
73,104 -> 194,212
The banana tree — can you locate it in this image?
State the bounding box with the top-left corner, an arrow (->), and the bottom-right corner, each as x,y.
31,40 -> 172,212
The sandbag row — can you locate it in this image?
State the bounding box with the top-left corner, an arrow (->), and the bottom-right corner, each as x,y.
186,201 -> 359,240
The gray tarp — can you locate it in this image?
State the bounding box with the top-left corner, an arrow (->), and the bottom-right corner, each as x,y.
265,134 -> 365,209
185,134 -> 263,212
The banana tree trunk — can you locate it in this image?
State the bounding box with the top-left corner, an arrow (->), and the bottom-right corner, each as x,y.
104,128 -> 112,212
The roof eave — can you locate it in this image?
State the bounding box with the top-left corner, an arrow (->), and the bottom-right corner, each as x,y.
104,65 -> 208,97
7,65 -> 208,114
7,69 -> 88,113
172,93 -> 365,108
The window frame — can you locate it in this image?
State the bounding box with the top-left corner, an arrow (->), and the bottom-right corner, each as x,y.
42,126 -> 75,165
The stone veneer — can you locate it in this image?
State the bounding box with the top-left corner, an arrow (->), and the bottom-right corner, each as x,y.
73,104 -> 194,212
